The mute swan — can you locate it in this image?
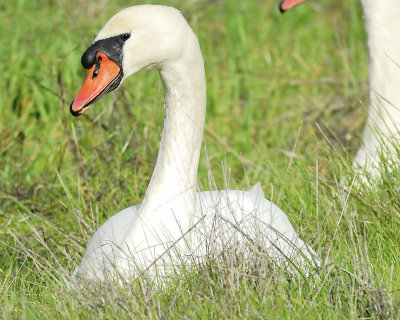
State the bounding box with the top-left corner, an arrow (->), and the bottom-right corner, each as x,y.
70,5 -> 318,281
280,0 -> 400,181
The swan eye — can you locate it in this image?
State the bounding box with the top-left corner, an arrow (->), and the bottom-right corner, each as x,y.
121,33 -> 131,41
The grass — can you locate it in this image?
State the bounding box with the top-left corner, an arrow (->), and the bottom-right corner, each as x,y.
0,0 -> 399,318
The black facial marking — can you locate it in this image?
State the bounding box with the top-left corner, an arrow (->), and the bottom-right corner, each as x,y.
70,33 -> 130,117
81,33 -> 131,69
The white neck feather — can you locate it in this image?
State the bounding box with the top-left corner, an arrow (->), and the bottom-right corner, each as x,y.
124,31 -> 206,255
143,46 -> 206,220
362,0 -> 400,107
355,0 -> 400,168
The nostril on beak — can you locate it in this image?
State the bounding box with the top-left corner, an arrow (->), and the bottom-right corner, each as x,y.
92,55 -> 102,79
92,67 -> 99,78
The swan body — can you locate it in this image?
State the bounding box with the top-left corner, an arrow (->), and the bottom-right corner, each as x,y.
75,188 -> 316,280
71,5 -> 318,281
280,0 -> 400,180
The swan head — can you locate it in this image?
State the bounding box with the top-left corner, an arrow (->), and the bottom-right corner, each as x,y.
70,5 -> 191,116
279,0 -> 308,13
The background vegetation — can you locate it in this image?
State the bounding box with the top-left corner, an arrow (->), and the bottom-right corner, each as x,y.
1,0 -> 399,318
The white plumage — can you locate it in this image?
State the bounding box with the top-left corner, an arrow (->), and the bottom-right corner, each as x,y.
72,5 -> 318,281
281,0 -> 400,180
355,0 -> 400,178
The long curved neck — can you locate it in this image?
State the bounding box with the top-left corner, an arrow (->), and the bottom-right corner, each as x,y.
138,33 -> 206,224
355,0 -> 400,167
361,0 -> 400,116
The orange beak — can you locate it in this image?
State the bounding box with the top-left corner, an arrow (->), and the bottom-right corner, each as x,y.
279,0 -> 308,12
70,51 -> 122,116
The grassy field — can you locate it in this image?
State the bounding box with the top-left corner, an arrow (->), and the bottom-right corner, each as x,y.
1,0 -> 399,318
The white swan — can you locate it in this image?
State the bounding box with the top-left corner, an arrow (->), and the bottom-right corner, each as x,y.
280,0 -> 400,181
70,5 -> 318,281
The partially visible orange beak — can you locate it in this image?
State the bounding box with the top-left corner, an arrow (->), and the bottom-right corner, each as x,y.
279,0 -> 308,12
70,51 -> 122,116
